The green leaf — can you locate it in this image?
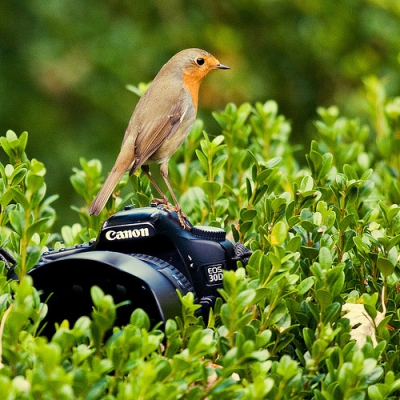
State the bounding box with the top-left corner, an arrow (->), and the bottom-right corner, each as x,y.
246,177 -> 253,200
316,289 -> 332,311
377,256 -> 395,278
353,236 -> 370,253
213,154 -> 228,177
309,149 -> 322,171
275,333 -> 295,353
130,308 -> 150,330
323,302 -> 341,324
319,153 -> 333,179
364,304 -> 377,320
268,299 -> 287,325
255,168 -> 273,184
91,285 -> 104,307
303,327 -> 315,350
254,184 -> 269,205
343,164 -> 358,180
240,208 -> 257,222
297,276 -> 315,295
306,300 -> 320,323
368,385 -> 384,400
270,221 -> 287,246
265,157 -> 282,169
25,245 -> 41,271
10,164 -> 27,185
18,131 -> 28,152
9,209 -> 25,236
387,235 -> 400,251
202,181 -> 221,200
299,175 -> 314,192
286,235 -> 301,252
26,217 -> 51,241
195,150 -> 209,174
339,214 -> 355,232
319,247 -> 332,270
301,246 -> 319,260
343,230 -> 356,252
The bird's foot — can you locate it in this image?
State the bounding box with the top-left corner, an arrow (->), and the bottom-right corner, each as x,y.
176,209 -> 191,230
151,199 -> 191,230
150,197 -> 173,208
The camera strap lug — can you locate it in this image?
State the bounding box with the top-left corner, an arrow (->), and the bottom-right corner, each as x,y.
232,242 -> 252,266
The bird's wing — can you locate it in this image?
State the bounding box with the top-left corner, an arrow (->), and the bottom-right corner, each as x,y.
131,98 -> 189,170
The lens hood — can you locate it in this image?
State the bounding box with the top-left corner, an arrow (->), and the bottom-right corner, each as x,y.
29,251 -> 187,335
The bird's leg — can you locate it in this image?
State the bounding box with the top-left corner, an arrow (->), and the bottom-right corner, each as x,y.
159,163 -> 191,230
141,165 -> 171,207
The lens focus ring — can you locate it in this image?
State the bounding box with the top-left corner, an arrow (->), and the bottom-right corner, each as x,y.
130,253 -> 196,301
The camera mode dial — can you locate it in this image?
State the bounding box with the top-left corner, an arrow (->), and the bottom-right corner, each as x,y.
191,226 -> 226,241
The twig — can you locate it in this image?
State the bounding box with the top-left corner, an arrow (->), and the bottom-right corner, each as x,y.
0,304 -> 14,369
381,284 -> 386,316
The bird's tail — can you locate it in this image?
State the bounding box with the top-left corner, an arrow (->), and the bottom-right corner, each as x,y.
89,166 -> 127,215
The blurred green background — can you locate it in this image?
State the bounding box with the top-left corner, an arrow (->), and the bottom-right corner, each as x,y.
1,0 -> 400,228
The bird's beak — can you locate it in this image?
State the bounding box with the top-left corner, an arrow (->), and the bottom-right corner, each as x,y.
216,63 -> 230,70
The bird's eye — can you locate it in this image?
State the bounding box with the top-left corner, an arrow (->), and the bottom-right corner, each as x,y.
196,58 -> 205,66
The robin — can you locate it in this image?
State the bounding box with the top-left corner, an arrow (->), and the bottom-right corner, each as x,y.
89,48 -> 230,228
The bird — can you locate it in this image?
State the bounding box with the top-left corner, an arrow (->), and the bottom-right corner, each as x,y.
89,48 -> 230,228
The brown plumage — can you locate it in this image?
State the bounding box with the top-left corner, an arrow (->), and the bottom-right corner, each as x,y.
89,48 -> 229,227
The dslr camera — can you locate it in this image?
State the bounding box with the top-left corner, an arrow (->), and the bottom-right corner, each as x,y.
13,205 -> 248,333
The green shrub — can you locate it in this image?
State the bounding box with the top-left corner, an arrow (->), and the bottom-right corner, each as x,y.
1,77 -> 400,399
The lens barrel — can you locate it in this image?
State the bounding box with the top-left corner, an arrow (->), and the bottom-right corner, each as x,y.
29,251 -> 193,336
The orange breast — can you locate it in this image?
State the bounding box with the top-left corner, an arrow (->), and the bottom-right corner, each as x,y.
182,73 -> 201,112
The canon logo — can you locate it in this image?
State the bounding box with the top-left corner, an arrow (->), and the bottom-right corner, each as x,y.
105,227 -> 150,241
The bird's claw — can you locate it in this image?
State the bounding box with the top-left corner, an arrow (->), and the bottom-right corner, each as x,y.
150,197 -> 173,207
150,199 -> 191,230
177,210 -> 191,230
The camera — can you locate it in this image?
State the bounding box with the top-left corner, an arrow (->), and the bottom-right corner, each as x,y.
15,205 -> 245,334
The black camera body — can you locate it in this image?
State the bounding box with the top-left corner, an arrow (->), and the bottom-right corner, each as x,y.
27,205 -> 237,332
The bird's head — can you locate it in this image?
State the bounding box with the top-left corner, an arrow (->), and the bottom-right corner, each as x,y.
175,48 -> 230,82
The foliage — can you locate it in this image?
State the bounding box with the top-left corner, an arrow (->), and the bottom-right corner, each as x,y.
1,78 -> 400,398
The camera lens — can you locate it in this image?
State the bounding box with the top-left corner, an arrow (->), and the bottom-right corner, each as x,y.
29,251 -> 194,337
